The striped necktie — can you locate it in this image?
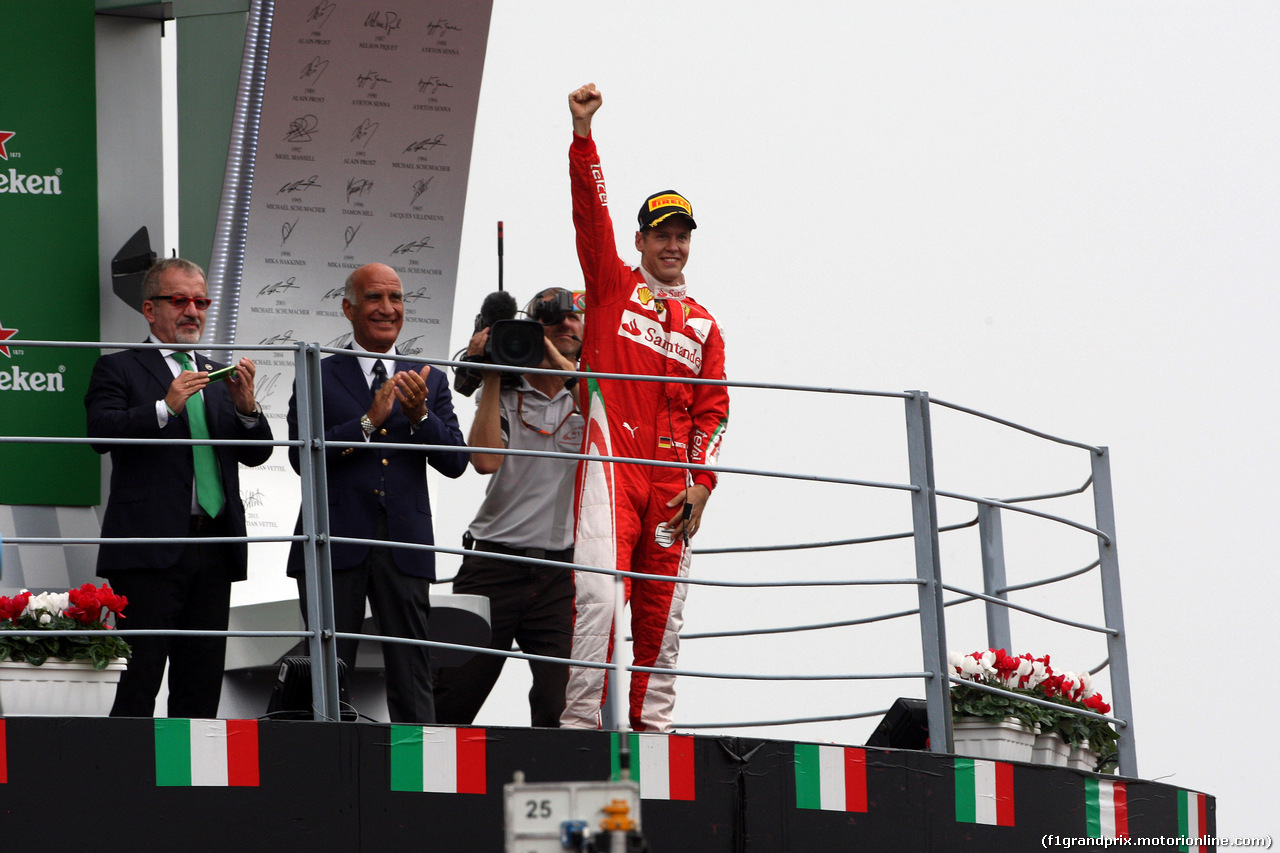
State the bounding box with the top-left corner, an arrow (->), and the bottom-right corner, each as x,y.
171,352 -> 225,518
371,359 -> 388,393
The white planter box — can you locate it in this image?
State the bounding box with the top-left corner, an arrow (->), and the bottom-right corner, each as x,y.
1031,731 -> 1072,766
951,716 -> 1036,763
0,659 -> 125,716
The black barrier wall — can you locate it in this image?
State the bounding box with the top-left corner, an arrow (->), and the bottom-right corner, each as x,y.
0,719 -> 1214,851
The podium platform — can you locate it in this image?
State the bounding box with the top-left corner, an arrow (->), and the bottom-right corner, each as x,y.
0,717 -> 1215,851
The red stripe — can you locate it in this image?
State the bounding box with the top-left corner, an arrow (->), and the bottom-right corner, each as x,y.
1113,782 -> 1128,839
0,719 -> 7,784
455,728 -> 486,794
225,719 -> 260,787
844,747 -> 867,812
1196,793 -> 1207,843
994,761 -> 1015,826
667,734 -> 696,801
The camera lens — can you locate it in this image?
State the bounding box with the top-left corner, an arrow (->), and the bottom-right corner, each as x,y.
487,319 -> 545,368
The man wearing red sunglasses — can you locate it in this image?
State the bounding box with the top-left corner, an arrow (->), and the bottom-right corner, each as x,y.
86,257 -> 272,718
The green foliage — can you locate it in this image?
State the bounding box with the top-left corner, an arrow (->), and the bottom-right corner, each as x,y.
951,684 -> 1119,760
950,683 -> 1041,729
0,613 -> 131,671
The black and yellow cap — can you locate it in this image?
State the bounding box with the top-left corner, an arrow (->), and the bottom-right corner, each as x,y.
637,190 -> 697,230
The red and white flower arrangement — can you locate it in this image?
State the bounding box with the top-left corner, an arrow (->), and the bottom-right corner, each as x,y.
0,584 -> 131,670
949,647 -> 1117,755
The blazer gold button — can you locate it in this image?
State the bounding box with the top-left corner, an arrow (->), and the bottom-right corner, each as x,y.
381,458 -> 389,466
379,428 -> 387,436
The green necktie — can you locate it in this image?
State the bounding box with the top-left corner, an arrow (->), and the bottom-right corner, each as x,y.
172,352 -> 225,518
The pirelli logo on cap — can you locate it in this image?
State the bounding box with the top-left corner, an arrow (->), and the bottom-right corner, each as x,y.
648,194 -> 691,214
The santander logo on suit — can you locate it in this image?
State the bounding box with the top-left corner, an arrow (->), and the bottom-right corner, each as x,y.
618,310 -> 704,373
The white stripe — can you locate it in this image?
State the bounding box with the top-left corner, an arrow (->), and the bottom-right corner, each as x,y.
1185,792 -> 1201,851
189,719 -> 228,787
561,392 -> 620,729
637,542 -> 690,733
817,745 -> 846,811
422,726 -> 457,793
1098,780 -> 1116,838
972,759 -> 998,826
637,734 -> 670,800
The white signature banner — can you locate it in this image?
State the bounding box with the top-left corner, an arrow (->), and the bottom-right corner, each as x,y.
226,0 -> 493,603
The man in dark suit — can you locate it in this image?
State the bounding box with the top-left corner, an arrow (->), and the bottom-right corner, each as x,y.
86,257 -> 273,718
287,262 -> 467,723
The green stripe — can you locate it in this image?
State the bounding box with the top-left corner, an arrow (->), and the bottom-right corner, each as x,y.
155,719 -> 192,786
709,418 -> 728,445
794,743 -> 821,810
609,732 -> 641,784
630,733 -> 640,786
586,377 -> 606,416
1085,777 -> 1101,837
954,758 -> 977,823
1177,792 -> 1189,851
390,725 -> 423,792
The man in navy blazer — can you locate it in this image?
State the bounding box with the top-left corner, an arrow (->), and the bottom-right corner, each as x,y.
86,257 -> 273,718
287,262 -> 467,723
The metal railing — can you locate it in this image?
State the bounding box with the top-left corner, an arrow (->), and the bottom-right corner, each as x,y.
0,337 -> 1137,776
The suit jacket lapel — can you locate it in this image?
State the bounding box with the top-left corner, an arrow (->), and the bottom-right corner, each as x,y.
137,346 -> 182,410
332,344 -> 374,405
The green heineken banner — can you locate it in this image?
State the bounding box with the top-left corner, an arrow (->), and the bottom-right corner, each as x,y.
0,0 -> 100,505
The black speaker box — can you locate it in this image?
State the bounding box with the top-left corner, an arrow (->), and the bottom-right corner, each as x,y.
865,697 -> 930,750
265,656 -> 357,721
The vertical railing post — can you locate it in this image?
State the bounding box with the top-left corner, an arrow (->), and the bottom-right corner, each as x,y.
1090,447 -> 1138,776
904,391 -> 953,754
977,505 -> 1012,652
295,341 -> 341,721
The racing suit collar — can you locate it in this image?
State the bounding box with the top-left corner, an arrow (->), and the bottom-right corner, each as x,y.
639,265 -> 687,301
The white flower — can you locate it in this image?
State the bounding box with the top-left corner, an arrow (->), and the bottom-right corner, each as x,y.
23,591 -> 69,618
959,655 -> 985,679
1026,660 -> 1049,689
38,613 -> 51,625
978,649 -> 996,675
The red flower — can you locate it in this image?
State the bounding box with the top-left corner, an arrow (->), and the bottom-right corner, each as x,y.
97,587 -> 128,618
66,585 -> 105,625
992,649 -> 1019,675
1083,692 -> 1111,715
0,592 -> 31,623
64,583 -> 127,624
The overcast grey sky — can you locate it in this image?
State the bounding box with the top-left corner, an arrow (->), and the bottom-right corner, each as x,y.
426,2 -> 1278,834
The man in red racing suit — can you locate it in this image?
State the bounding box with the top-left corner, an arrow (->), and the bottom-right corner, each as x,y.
561,83 -> 729,732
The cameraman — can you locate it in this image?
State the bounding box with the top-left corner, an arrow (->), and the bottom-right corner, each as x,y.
433,288 -> 584,727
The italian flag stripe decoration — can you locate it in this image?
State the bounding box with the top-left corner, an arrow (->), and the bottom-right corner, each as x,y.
794,744 -> 868,812
1178,790 -> 1208,851
954,757 -> 1015,826
610,732 -> 696,800
0,719 -> 7,784
1086,778 -> 1129,839
155,719 -> 260,787
390,726 -> 487,794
